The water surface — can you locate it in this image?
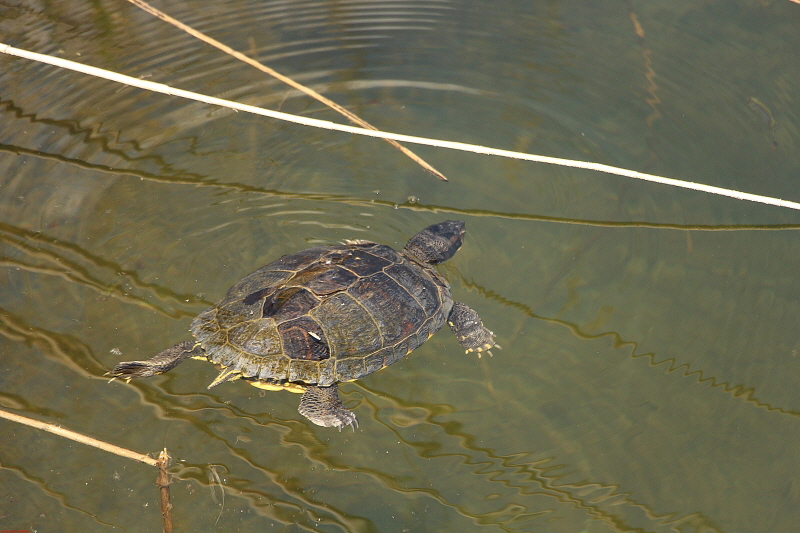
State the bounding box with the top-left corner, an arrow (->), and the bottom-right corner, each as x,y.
1,1 -> 799,532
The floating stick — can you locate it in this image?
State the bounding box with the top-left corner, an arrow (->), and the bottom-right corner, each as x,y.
1,409 -> 178,531
2,43 -> 800,211
126,0 -> 448,181
0,407 -> 158,466
157,449 -> 174,533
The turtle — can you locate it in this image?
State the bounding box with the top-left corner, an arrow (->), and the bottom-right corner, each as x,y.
109,220 -> 497,429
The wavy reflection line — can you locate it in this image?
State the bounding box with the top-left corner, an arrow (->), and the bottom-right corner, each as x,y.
0,391 -> 68,420
0,306 -> 110,379
2,278 -> 646,532
0,255 -> 184,320
0,306 -> 374,532
4,139 -> 798,234
222,380 -> 725,533
0,271 -> 767,531
192,447 -> 376,533
0,140 -> 207,186
0,98 -> 199,179
196,396 -> 545,533
0,221 -> 209,317
0,140 -> 337,212
131,378 -> 560,533
354,382 -> 727,533
133,378 -> 633,533
115,356 -> 721,533
121,383 -> 378,533
0,457 -> 122,530
353,384 -> 636,533
455,272 -> 800,419
560,485 -> 725,533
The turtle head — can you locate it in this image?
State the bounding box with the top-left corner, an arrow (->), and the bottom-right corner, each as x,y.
403,220 -> 466,264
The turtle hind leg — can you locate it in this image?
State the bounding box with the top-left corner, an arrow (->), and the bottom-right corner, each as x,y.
298,384 -> 358,430
108,340 -> 203,380
448,302 -> 499,357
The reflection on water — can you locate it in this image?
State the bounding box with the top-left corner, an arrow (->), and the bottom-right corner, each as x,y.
1,0 -> 800,532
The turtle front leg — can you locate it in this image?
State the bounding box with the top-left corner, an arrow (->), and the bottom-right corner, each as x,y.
108,340 -> 204,380
298,384 -> 358,430
448,302 -> 498,357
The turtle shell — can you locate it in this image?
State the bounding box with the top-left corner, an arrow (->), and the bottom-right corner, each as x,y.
190,242 -> 454,387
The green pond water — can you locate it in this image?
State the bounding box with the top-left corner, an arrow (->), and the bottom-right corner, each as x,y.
1,1 -> 799,532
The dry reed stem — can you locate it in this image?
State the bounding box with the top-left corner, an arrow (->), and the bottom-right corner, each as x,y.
0,407 -> 159,466
157,449 -> 174,533
2,43 -> 800,212
126,0 -> 448,181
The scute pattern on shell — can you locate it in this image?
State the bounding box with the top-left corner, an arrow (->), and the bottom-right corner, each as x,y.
190,243 -> 453,387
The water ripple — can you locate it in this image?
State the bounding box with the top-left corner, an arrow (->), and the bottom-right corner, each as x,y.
454,271 -> 800,420
0,221 -> 208,318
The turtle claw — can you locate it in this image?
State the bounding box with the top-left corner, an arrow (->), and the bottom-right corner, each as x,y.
336,412 -> 359,432
313,408 -> 358,431
465,341 -> 500,357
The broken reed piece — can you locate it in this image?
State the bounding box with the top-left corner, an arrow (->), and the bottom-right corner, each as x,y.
126,0 -> 448,182
157,448 -> 174,533
0,408 -> 175,531
0,407 -> 158,466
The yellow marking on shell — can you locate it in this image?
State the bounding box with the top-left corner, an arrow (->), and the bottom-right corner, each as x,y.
247,380 -> 306,393
187,340 -> 205,361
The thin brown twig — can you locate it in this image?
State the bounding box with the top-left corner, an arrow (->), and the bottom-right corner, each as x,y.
157,449 -> 174,533
126,0 -> 448,181
1,409 -> 179,529
0,407 -> 158,466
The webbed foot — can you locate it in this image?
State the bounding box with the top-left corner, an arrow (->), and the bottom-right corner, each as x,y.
298,384 -> 358,430
448,302 -> 499,358
107,340 -> 203,380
